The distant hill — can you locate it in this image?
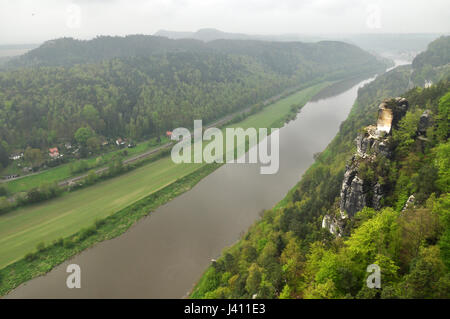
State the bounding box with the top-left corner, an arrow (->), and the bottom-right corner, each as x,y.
411,35 -> 450,86
155,28 -> 442,59
5,34 -> 384,72
5,35 -> 208,68
155,28 -> 252,41
154,28 -> 325,43
413,35 -> 450,69
7,30 -> 442,69
340,33 -> 442,54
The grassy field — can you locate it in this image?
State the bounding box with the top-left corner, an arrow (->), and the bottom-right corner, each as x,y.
0,163 -> 222,296
0,82 -> 328,270
0,160 -> 204,269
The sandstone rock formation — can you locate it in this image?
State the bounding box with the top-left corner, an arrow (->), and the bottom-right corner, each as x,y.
322,97 -> 409,236
356,125 -> 390,158
339,163 -> 365,218
377,97 -> 409,134
418,110 -> 431,136
377,104 -> 394,134
402,195 -> 416,211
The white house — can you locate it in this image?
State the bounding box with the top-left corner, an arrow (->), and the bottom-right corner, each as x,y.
9,152 -> 24,161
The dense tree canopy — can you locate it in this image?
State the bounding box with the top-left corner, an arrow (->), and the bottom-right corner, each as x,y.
0,142 -> 8,169
0,36 -> 386,153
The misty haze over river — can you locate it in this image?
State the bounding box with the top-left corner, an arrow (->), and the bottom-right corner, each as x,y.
6,61 -> 409,298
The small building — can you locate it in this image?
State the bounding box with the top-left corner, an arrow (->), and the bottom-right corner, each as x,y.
23,166 -> 32,173
49,147 -> 60,159
115,138 -> 126,147
9,152 -> 23,161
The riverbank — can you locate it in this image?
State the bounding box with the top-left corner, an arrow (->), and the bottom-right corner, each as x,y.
0,163 -> 221,296
0,80 -> 332,296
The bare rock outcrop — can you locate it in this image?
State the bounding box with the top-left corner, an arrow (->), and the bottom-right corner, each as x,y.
322,97 -> 409,236
322,215 -> 342,237
418,110 -> 432,136
372,182 -> 383,210
356,125 -> 390,158
377,97 -> 409,134
402,195 -> 416,211
339,163 -> 365,218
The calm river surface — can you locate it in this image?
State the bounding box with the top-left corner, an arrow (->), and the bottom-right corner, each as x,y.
7,74 -> 382,298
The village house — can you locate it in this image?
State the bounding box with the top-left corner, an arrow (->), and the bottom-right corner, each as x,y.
9,152 -> 24,161
115,138 -> 126,147
49,147 -> 60,159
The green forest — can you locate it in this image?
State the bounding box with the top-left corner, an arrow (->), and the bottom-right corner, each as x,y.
191,36 -> 450,299
0,36 -> 386,172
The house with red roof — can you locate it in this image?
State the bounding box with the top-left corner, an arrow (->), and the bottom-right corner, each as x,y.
49,147 -> 60,159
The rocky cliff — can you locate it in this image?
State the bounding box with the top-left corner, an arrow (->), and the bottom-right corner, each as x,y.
322,97 -> 409,236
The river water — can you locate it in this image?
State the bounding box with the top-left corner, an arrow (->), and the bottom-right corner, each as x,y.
6,74 -> 382,299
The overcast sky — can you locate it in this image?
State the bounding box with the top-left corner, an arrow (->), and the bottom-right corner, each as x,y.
0,0 -> 449,44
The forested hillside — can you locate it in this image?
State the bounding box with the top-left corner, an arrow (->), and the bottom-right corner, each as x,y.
191,36 -> 450,299
4,35 -> 385,71
0,36 -> 386,163
412,36 -> 450,86
155,28 -> 439,55
3,36 -> 207,68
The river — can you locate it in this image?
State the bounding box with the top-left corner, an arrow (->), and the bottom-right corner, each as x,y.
6,66 -> 405,298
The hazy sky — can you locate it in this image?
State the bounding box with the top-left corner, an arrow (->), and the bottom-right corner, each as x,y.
1,0 -> 449,44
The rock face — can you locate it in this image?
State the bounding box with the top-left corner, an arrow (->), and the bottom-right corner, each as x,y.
402,195 -> 415,211
377,97 -> 409,134
322,98 -> 409,236
322,215 -> 339,236
418,110 -> 431,136
372,183 -> 383,210
339,164 -> 365,218
356,125 -> 390,158
377,104 -> 394,134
